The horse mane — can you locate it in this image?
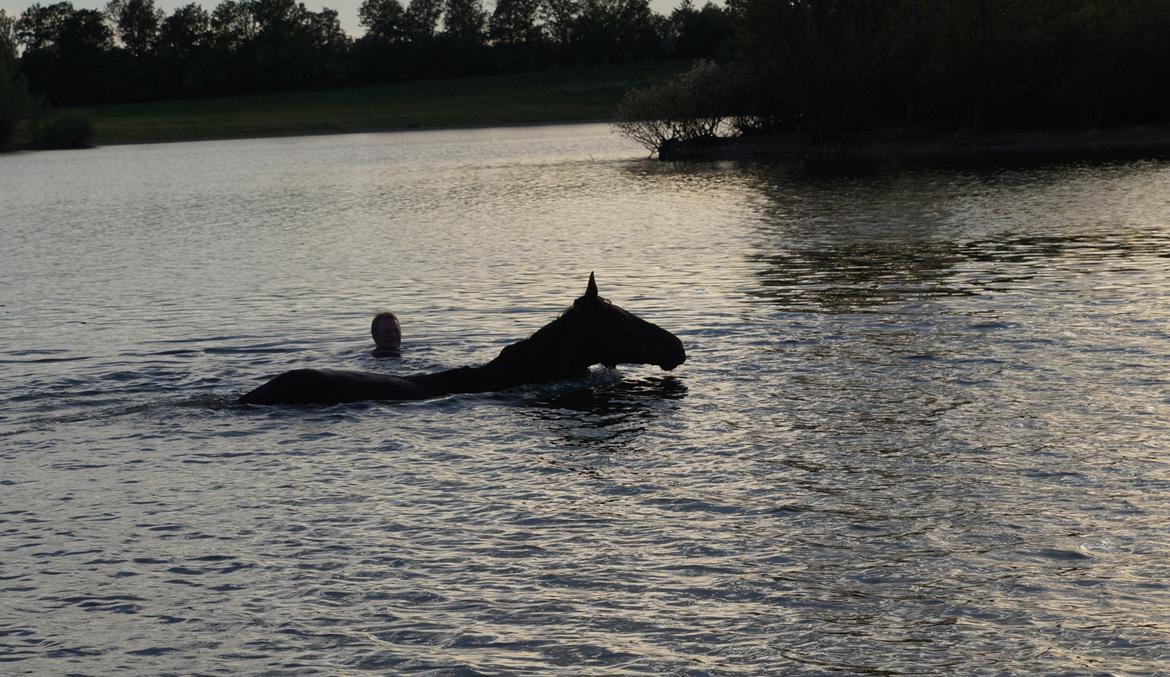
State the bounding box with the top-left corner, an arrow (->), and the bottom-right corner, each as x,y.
486,303 -> 587,373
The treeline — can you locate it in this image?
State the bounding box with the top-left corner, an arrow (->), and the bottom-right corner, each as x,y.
1,0 -> 733,107
618,0 -> 1170,153
734,0 -> 1170,132
12,0 -> 1168,152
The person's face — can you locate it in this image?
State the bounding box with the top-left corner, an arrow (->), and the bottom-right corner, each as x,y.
373,317 -> 401,349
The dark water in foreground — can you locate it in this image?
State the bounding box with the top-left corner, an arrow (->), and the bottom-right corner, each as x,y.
2,124 -> 1169,675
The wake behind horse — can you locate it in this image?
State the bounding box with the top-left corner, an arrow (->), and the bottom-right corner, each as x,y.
239,274 -> 686,405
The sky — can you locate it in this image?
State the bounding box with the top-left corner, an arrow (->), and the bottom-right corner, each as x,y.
1,0 -> 713,39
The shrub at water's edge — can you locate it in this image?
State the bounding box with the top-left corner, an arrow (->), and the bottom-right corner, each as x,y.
613,60 -> 734,157
31,113 -> 96,149
613,59 -> 790,158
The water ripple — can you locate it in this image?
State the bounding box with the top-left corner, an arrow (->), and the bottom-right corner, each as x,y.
2,129 -> 1169,675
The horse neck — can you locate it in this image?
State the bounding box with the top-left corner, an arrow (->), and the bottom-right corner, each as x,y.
407,364 -> 505,396
411,329 -> 589,396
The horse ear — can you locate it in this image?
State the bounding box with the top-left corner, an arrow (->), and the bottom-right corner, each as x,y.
586,272 -> 598,299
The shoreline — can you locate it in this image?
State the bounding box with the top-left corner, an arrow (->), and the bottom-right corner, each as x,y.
3,118 -> 614,152
10,121 -> 1170,162
661,126 -> 1170,165
0,118 -> 614,153
89,116 -> 622,148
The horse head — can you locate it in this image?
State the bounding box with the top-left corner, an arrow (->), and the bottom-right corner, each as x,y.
563,273 -> 686,372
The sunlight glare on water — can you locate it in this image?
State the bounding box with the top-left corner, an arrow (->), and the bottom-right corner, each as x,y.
2,124 -> 1170,675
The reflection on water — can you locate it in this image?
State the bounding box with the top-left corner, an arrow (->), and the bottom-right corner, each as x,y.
738,162 -> 1170,312
2,127 -> 1170,675
526,373 -> 690,452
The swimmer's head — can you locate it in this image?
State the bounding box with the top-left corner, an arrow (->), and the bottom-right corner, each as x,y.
371,311 -> 401,351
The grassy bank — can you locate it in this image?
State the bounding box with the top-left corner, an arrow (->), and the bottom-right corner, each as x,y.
58,62 -> 686,146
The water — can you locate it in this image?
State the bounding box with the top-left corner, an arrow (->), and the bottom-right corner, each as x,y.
2,124 -> 1170,675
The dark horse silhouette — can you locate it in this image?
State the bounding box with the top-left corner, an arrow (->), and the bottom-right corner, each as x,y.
239,274 -> 686,405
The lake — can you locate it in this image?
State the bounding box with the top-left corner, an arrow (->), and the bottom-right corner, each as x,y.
2,123 -> 1169,675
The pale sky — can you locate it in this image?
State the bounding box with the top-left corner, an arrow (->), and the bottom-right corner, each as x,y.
1,0 -> 716,39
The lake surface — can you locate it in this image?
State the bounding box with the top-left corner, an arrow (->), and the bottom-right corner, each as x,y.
2,123 -> 1170,675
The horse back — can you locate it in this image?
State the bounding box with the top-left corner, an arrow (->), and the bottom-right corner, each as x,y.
239,368 -> 431,405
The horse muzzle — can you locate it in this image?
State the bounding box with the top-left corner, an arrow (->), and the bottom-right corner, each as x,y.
659,339 -> 686,371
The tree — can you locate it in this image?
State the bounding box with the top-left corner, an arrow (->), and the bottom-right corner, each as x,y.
1,8 -> 17,55
404,0 -> 442,40
30,8 -> 115,104
0,10 -> 17,53
210,0 -> 257,49
360,0 -> 408,42
575,0 -> 658,64
725,0 -> 894,136
442,0 -> 485,43
302,6 -> 347,51
158,3 -> 211,56
1,9 -> 32,143
671,0 -> 732,59
614,59 -> 739,156
57,8 -> 114,53
155,3 -> 212,97
249,0 -> 298,40
105,0 -> 163,56
539,0 -> 578,48
490,0 -> 540,45
15,2 -> 74,50
240,0 -> 349,90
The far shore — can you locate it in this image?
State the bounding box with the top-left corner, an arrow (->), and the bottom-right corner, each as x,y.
661,126 -> 1170,165
0,117 -> 612,153
0,63 -> 687,151
13,121 -> 1170,166
76,114 -> 618,148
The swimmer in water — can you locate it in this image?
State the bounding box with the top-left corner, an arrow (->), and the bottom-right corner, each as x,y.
371,311 -> 401,356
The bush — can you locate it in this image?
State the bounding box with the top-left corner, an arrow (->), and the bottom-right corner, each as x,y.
0,64 -> 29,145
31,113 -> 97,149
613,59 -> 741,156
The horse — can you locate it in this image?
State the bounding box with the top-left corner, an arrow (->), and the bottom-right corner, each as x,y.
238,274 -> 686,405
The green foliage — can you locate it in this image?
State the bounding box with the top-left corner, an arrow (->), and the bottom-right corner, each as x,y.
210,0 -> 256,48
8,0 -> 1163,138
727,0 -> 897,136
58,8 -> 114,52
158,3 -> 210,56
725,0 -> 1170,135
575,0 -> 659,64
6,0 -> 721,110
539,0 -> 579,47
405,0 -> 442,39
669,0 -> 733,60
360,0 -> 407,42
76,61 -> 687,144
1,9 -> 32,144
31,111 -> 95,147
443,0 -> 485,43
105,0 -> 163,56
489,0 -> 540,45
613,59 -> 738,154
0,10 -> 17,60
14,2 -> 73,50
